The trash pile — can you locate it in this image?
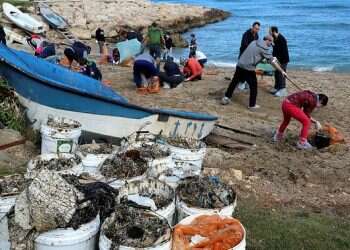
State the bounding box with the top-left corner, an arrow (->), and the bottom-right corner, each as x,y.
137,143 -> 171,160
46,116 -> 81,131
26,154 -> 82,179
173,214 -> 244,250
312,124 -> 346,149
177,176 -> 236,209
0,174 -> 26,195
166,137 -> 203,150
78,142 -> 117,155
100,149 -> 148,179
101,204 -> 171,249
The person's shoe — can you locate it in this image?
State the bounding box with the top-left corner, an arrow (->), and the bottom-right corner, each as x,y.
274,88 -> 288,97
273,130 -> 284,142
296,140 -> 313,150
248,104 -> 261,110
269,88 -> 277,94
221,96 -> 231,105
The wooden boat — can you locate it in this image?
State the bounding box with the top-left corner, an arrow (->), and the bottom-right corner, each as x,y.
38,3 -> 68,29
0,45 -> 217,139
2,2 -> 45,34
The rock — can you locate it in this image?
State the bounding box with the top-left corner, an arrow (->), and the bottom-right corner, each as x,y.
15,192 -> 32,230
232,169 -> 243,181
46,0 -> 230,39
25,170 -> 84,232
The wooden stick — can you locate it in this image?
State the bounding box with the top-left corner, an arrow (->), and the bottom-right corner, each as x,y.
215,124 -> 261,138
0,139 -> 26,151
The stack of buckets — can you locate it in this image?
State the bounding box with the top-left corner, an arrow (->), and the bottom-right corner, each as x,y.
1,116 -> 246,250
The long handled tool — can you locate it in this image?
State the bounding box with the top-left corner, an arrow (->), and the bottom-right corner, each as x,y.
285,75 -> 303,90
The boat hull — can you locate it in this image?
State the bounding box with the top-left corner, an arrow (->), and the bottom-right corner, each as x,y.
18,94 -> 215,139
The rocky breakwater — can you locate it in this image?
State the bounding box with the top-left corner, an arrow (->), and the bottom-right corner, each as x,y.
48,0 -> 230,44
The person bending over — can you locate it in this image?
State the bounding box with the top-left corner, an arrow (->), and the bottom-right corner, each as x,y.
158,56 -> 184,88
183,56 -> 203,82
273,90 -> 328,150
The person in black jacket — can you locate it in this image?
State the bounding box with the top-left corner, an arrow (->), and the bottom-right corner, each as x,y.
0,25 -> 6,45
239,21 -> 260,58
158,56 -> 184,88
95,27 -> 105,54
270,26 -> 290,97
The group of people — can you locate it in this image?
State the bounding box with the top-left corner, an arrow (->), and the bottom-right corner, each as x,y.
220,21 -> 328,150
131,22 -> 207,93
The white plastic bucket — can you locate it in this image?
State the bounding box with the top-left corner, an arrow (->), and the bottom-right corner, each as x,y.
126,179 -> 176,225
0,196 -> 17,250
162,141 -> 206,178
81,154 -> 108,175
176,213 -> 246,250
125,142 -> 173,178
34,216 -> 100,250
158,174 -> 181,189
26,154 -> 83,180
176,196 -> 237,221
99,211 -> 172,250
40,118 -> 82,154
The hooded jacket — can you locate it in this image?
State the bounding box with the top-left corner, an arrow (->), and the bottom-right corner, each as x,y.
237,40 -> 273,71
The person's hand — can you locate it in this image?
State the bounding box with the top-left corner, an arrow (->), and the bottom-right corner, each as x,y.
282,71 -> 288,78
184,78 -> 190,82
314,121 -> 322,131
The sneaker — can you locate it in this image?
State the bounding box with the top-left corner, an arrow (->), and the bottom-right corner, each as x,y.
221,96 -> 231,105
296,140 -> 313,150
273,130 -> 283,142
163,83 -> 171,89
269,88 -> 277,94
274,88 -> 288,97
248,104 -> 261,110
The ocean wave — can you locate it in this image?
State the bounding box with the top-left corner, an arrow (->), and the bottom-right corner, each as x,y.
208,61 -> 236,68
312,66 -> 335,72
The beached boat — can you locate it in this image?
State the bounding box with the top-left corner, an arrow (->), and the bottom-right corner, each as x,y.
0,45 -> 217,139
38,3 -> 68,29
2,2 -> 45,34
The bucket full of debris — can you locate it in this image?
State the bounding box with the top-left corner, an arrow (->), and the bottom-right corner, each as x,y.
173,213 -> 246,250
26,153 -> 83,180
99,205 -> 172,250
41,117 -> 82,154
176,176 -> 237,220
100,149 -> 149,189
126,179 -> 176,225
12,170 -> 118,249
34,215 -> 100,250
77,142 -> 119,174
159,137 -> 206,178
127,142 -> 173,178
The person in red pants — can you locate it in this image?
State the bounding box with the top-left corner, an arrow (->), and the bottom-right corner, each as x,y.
273,90 -> 328,149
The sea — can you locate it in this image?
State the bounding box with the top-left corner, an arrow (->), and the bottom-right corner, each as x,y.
153,0 -> 350,72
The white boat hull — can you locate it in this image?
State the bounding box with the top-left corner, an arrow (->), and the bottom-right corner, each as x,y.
19,95 -> 215,140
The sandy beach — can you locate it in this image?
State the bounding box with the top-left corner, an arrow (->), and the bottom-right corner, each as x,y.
99,60 -> 350,216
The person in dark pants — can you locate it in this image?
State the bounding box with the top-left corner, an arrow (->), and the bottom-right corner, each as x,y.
133,53 -> 158,88
79,58 -> 102,80
222,35 -> 286,109
239,21 -> 260,58
237,21 -> 260,90
158,56 -> 184,88
0,25 -> 6,45
144,22 -> 164,69
270,26 -> 290,97
95,27 -> 105,54
189,33 -> 197,58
